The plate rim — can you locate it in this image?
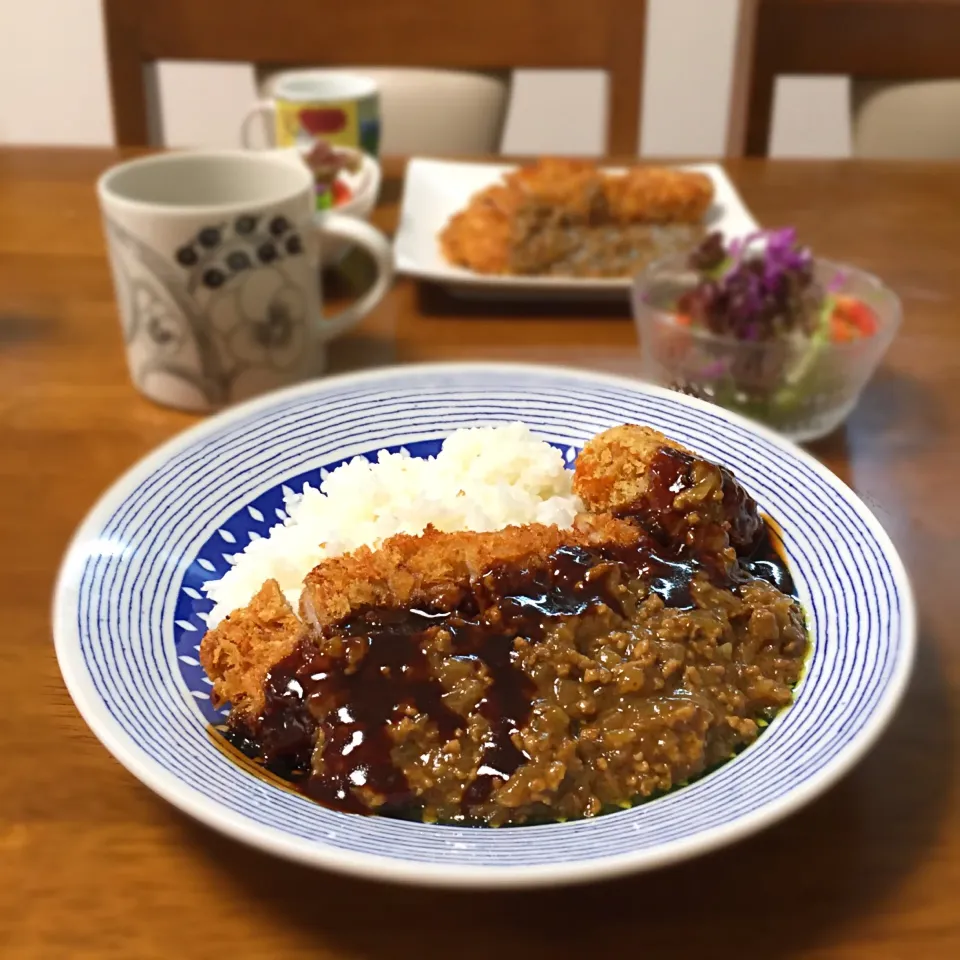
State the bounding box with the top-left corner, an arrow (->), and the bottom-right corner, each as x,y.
52,361 -> 917,888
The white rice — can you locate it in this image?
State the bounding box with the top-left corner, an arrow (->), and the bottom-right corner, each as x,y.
203,423 -> 581,626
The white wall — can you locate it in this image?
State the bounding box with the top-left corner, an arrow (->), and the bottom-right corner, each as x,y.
0,0 -> 850,157
0,0 -> 113,145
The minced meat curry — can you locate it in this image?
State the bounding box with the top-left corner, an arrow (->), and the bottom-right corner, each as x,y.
200,425 -> 808,826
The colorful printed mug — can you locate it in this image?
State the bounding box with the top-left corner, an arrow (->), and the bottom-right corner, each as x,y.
242,72 -> 381,155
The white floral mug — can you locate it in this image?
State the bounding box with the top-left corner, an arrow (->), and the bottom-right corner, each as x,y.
97,149 -> 393,411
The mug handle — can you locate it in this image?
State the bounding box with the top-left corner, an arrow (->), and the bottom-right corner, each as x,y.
241,100 -> 275,148
314,213 -> 394,340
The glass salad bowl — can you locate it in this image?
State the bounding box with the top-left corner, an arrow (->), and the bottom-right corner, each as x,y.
632,236 -> 901,443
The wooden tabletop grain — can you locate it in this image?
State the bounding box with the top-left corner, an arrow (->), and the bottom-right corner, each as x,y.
0,148 -> 957,959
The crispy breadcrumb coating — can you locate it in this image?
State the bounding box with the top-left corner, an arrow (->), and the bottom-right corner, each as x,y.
603,167 -> 714,224
573,424 -> 691,514
574,424 -> 763,554
199,579 -> 306,720
438,183 -> 518,274
299,515 -> 643,631
504,158 -> 606,221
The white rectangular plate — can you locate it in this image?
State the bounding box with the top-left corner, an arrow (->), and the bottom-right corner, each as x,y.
393,158 -> 761,301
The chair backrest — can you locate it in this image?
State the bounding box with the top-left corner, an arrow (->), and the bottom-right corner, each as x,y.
727,0 -> 960,156
102,0 -> 648,154
852,79 -> 960,159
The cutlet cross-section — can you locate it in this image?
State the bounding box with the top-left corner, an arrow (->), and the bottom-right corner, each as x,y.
574,424 -> 764,554
200,578 -> 306,722
199,425 -> 806,827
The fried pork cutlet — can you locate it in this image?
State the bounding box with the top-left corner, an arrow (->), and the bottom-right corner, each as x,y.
298,514 -> 644,632
505,157 -> 608,222
603,166 -> 714,224
199,426 -> 803,826
200,578 -> 306,722
573,424 -> 691,513
438,183 -> 519,273
438,160 -> 714,278
574,424 -> 762,554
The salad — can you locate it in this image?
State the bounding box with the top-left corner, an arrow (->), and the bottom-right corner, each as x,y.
301,141 -> 361,210
654,228 -> 881,427
677,228 -> 877,343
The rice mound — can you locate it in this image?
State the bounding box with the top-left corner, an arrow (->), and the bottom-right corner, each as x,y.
203,423 -> 582,626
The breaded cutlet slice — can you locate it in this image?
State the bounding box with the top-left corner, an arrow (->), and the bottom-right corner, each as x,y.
505,158 -> 607,222
199,578 -> 306,721
573,424 -> 691,514
299,515 -> 643,633
574,424 -> 763,554
603,167 -> 714,224
439,183 -> 520,274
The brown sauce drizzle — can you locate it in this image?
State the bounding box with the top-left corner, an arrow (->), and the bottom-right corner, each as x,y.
616,446 -> 763,557
224,446 -> 796,820
742,515 -> 795,596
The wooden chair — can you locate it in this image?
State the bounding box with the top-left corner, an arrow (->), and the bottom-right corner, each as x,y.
102,0 -> 648,154
727,0 -> 960,156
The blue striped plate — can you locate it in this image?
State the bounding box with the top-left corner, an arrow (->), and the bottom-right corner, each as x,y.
53,363 -> 915,888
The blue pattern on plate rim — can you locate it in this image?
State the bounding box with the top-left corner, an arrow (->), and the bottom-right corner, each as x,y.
57,365 -> 914,883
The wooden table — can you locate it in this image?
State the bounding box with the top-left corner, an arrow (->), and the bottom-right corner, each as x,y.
1,149 -> 957,959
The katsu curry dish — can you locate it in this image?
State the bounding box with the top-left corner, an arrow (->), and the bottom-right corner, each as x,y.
439,159 -> 716,278
199,423 -> 807,826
